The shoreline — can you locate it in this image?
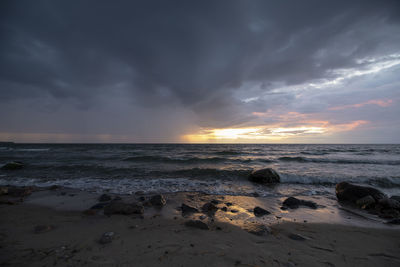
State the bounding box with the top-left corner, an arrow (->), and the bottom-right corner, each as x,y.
1,187 -> 400,266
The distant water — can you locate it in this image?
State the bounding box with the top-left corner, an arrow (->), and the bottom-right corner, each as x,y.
0,144 -> 399,197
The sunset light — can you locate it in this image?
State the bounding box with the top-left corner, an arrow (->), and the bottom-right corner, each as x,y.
2,1 -> 400,266
182,126 -> 329,143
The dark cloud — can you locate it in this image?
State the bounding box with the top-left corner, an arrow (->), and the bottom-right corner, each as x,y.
1,0 -> 400,141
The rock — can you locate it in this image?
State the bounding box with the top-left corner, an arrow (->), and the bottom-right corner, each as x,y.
356,195 -> 376,209
98,194 -> 112,202
242,223 -> 271,236
221,207 -> 228,212
181,203 -> 199,215
378,208 -> 400,219
1,162 -> 24,170
83,209 -> 97,216
185,220 -> 209,230
90,202 -> 109,210
378,198 -> 400,210
248,168 -> 280,184
201,202 -> 218,215
210,199 -> 220,205
335,182 -> 386,203
390,195 -> 400,202
254,206 -> 270,217
386,218 -> 400,224
283,197 -> 317,209
0,199 -> 18,205
98,232 -> 114,244
34,225 -> 54,234
104,202 -> 144,216
288,233 -> 307,241
49,185 -> 60,190
150,194 -> 166,207
225,202 -> 233,206
7,186 -> 32,197
0,186 -> 8,195
230,209 -> 239,213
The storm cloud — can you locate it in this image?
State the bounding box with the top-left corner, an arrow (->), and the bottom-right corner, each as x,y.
1,0 -> 400,142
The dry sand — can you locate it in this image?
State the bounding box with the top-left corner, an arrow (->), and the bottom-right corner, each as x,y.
1,188 -> 400,267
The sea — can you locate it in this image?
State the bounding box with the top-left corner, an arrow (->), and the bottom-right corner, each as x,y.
1,144 -> 399,198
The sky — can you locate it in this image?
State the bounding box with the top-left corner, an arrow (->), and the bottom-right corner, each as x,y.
1,0 -> 400,143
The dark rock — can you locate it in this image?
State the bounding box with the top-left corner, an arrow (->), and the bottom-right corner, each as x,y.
90,202 -> 109,210
150,194 -> 166,207
98,232 -> 114,244
98,194 -> 112,202
138,196 -> 146,202
248,168 -> 280,184
0,186 -> 8,195
0,199 -> 18,205
378,198 -> 400,210
283,197 -> 317,209
225,202 -> 233,206
335,182 -> 386,203
49,185 -> 60,190
254,206 -> 270,217
210,199 -> 220,205
221,207 -> 228,212
8,186 -> 32,197
378,209 -> 400,219
181,203 -> 199,215
1,162 -> 24,170
288,233 -> 307,241
104,202 -> 144,216
83,209 -> 97,216
185,220 -> 209,230
356,195 -> 376,209
34,225 -> 54,234
230,209 -> 239,213
386,218 -> 400,224
242,223 -> 271,236
390,195 -> 400,202
201,202 -> 218,215
251,192 -> 260,197
280,206 -> 288,210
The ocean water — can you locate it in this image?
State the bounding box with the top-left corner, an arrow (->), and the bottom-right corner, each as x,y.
0,144 -> 399,197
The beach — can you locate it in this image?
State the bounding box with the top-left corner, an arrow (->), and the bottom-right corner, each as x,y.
1,186 -> 400,267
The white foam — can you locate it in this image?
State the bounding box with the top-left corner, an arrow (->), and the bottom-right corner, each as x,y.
0,177 -> 273,197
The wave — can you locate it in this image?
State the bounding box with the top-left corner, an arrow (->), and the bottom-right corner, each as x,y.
123,155 -> 228,163
122,155 -> 262,164
300,151 -> 330,155
156,168 -> 252,179
278,156 -> 400,165
14,148 -> 51,152
280,173 -> 400,187
214,150 -> 242,156
0,177 -> 273,197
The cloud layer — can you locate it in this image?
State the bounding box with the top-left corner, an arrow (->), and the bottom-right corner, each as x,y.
1,0 -> 400,142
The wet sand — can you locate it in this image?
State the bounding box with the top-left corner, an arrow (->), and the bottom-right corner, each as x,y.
1,188 -> 400,266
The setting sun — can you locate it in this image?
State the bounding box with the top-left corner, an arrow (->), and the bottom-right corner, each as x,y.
182,125 -> 330,143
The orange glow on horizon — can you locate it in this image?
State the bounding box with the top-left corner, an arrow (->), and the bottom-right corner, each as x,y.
181,119 -> 369,143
